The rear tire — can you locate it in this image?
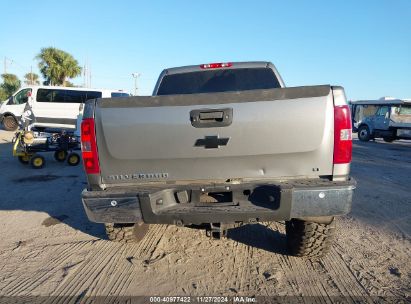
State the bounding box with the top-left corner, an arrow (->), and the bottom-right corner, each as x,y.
105,222 -> 149,242
358,125 -> 371,142
18,154 -> 30,164
54,150 -> 67,162
3,116 -> 18,131
67,152 -> 80,166
30,154 -> 45,169
286,218 -> 335,258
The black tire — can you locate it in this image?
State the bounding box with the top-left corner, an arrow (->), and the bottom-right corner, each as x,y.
67,152 -> 80,166
286,218 -> 335,258
3,116 -> 18,131
30,154 -> 45,169
105,222 -> 149,242
18,154 -> 30,164
54,150 -> 67,162
358,125 -> 371,142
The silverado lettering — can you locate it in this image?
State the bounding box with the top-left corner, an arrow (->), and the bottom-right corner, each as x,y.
107,173 -> 169,180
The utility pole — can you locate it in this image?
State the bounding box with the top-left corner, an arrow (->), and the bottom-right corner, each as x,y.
83,58 -> 91,88
3,57 -> 15,74
83,60 -> 88,87
132,73 -> 141,96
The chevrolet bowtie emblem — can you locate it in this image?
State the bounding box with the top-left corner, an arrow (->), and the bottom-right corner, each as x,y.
195,136 -> 230,149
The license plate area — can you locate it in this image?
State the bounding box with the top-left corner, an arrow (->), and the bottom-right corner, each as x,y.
174,189 -> 236,207
196,191 -> 235,207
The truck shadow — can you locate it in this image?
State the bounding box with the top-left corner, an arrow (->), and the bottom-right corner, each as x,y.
5,176 -> 106,239
35,196 -> 106,240
0,137 -> 106,240
227,223 -> 289,255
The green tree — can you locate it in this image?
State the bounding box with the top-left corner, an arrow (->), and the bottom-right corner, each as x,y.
24,72 -> 40,85
64,80 -> 76,87
0,88 -> 7,101
36,47 -> 82,86
0,73 -> 21,99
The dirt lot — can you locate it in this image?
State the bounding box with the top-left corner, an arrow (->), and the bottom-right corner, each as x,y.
0,129 -> 410,301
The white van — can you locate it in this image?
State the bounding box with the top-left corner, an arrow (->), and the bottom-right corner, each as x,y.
0,86 -> 129,131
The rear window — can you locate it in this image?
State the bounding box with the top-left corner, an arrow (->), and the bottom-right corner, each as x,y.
157,68 -> 281,95
36,89 -> 102,103
111,92 -> 130,97
86,91 -> 103,99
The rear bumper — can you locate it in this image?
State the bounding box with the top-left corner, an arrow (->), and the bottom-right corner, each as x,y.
81,178 -> 356,225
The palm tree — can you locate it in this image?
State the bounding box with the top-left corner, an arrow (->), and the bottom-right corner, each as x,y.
36,47 -> 59,86
0,73 -> 21,97
36,47 -> 82,86
24,72 -> 40,85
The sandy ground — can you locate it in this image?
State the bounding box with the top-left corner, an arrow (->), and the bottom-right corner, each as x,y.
0,129 -> 410,301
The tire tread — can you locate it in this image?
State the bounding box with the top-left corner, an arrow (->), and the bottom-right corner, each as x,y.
286,218 -> 335,258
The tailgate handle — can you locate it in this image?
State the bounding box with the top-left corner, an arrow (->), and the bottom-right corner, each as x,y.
199,111 -> 223,120
190,108 -> 233,128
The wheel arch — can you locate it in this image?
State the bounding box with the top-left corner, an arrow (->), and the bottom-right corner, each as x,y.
1,111 -> 18,121
358,123 -> 373,134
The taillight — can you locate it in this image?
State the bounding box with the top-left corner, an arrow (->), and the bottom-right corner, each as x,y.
200,62 -> 232,69
333,105 -> 352,164
81,118 -> 100,174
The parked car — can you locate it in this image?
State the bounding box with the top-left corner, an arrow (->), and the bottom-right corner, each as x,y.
0,86 -> 129,131
350,98 -> 411,142
80,61 -> 356,258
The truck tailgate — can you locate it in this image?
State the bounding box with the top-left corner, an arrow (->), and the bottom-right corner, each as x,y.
95,86 -> 334,185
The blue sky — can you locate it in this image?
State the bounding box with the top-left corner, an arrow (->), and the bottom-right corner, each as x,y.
0,0 -> 410,99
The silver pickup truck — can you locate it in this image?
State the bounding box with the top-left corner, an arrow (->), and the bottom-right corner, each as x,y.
80,62 -> 355,257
